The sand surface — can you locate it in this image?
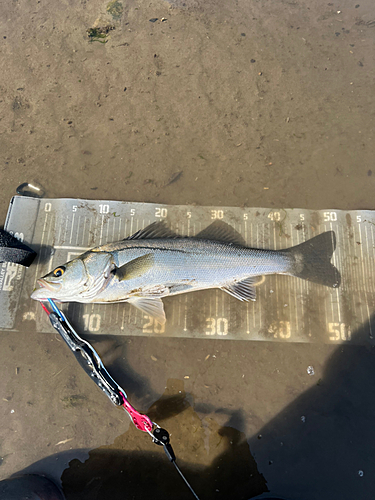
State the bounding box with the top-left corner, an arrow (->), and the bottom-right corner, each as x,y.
1,0 -> 375,498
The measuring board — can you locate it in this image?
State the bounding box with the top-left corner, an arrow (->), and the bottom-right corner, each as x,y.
1,196 -> 374,346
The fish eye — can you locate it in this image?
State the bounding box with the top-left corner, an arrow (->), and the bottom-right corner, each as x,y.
53,266 -> 66,277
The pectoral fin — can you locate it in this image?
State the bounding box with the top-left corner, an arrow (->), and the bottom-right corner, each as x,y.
221,277 -> 257,301
127,296 -> 166,325
115,253 -> 154,282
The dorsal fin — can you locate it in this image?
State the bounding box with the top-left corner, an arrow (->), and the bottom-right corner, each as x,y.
196,221 -> 246,246
124,221 -> 178,240
124,220 -> 246,246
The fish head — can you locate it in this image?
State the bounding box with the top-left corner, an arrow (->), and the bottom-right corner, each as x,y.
31,251 -> 114,302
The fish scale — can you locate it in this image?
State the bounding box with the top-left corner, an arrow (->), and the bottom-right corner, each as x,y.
31,221 -> 340,325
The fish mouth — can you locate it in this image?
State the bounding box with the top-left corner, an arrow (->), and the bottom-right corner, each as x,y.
37,278 -> 62,292
30,279 -> 62,300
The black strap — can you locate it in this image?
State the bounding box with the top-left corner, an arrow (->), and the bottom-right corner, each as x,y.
0,229 -> 36,267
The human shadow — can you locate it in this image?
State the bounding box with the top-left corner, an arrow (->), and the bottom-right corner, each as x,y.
18,379 -> 268,500
14,316 -> 375,500
247,314 -> 375,500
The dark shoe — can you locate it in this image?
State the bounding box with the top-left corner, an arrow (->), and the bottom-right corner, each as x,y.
0,474 -> 65,500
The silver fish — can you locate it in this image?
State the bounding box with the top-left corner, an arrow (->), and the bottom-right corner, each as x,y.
31,221 -> 341,324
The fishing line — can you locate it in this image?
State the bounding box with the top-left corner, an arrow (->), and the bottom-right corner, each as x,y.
39,300 -> 50,315
47,298 -> 63,319
173,462 -> 201,500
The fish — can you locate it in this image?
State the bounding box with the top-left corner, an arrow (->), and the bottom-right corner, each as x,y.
31,220 -> 341,324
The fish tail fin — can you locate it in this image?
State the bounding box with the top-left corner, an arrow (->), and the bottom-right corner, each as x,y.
285,231 -> 341,288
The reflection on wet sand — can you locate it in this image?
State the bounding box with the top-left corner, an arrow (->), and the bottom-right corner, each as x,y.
61,378 -> 268,500
15,315 -> 375,499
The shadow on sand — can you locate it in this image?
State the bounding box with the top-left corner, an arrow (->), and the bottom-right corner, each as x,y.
15,315 -> 375,500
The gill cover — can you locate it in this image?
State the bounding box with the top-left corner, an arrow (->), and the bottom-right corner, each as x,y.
30,258 -> 87,301
31,252 -> 114,301
76,251 -> 114,300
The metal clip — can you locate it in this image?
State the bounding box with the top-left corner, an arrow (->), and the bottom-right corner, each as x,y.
152,427 -> 176,462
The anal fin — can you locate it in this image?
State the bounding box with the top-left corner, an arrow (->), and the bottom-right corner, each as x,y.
221,277 -> 257,301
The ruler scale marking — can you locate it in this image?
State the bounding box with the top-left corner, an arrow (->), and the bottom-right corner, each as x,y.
2,198 -> 375,345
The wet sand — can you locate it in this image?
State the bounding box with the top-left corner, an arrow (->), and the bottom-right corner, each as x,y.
1,0 -> 375,498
